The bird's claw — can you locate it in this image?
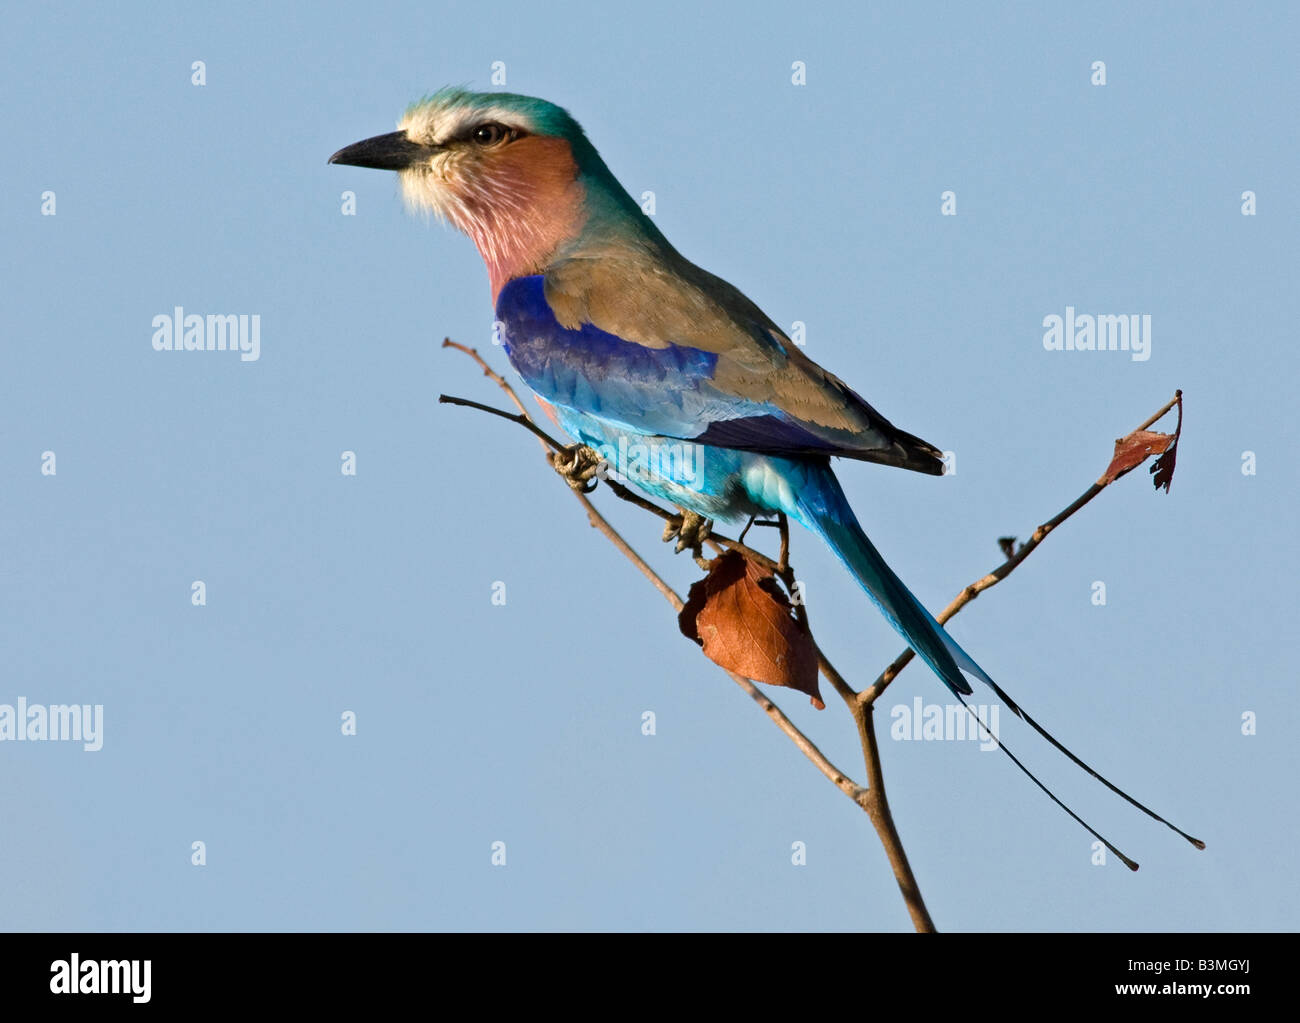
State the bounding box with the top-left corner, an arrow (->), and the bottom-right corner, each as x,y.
663,510 -> 712,555
551,444 -> 606,492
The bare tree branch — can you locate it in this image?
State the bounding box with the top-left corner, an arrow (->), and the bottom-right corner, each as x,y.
439,337 -> 1182,934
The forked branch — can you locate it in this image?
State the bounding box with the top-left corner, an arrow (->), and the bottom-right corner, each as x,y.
439,338 -> 1183,933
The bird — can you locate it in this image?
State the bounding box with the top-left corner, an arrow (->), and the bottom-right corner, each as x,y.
330,88 -> 1202,864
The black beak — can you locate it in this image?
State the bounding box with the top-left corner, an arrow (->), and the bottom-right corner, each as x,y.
328,131 -> 435,170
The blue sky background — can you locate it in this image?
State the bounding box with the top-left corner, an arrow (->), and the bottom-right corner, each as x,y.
2,1 -> 1296,931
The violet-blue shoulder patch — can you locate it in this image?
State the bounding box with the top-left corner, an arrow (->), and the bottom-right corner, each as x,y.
496,275 -> 850,456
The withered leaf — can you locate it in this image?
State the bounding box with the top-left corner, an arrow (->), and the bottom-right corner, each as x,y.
1149,438 -> 1178,493
1100,430 -> 1174,486
679,551 -> 823,708
1099,391 -> 1183,491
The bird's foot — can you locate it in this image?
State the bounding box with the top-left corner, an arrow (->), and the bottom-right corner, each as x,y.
663,510 -> 712,556
550,444 -> 606,493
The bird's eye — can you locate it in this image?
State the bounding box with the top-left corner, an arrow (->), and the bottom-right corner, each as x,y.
471,123 -> 513,146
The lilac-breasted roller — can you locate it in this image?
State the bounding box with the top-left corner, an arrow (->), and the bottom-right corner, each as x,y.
331,89 -> 1201,862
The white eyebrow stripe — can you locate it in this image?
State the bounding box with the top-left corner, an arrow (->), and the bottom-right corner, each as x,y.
399,103 -> 534,146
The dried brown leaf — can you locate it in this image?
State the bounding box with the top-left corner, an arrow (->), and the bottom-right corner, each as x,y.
1100,430 -> 1174,486
679,551 -> 822,708
1099,392 -> 1184,491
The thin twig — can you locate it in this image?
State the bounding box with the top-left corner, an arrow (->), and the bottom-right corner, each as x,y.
438,393 -> 567,452
860,390 -> 1184,708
